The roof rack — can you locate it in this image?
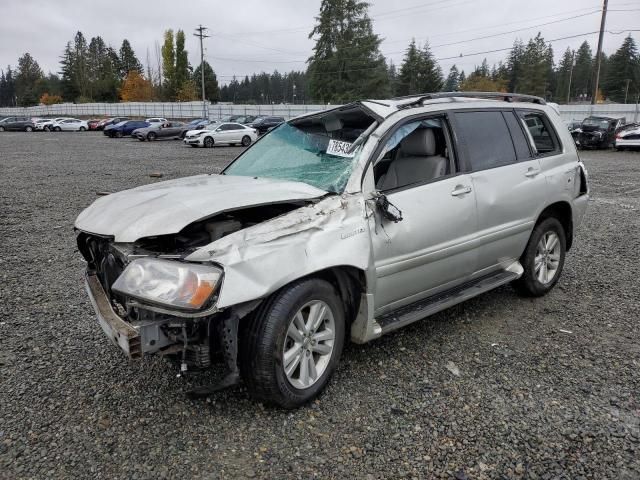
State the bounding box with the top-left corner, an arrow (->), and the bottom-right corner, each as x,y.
396,91 -> 546,109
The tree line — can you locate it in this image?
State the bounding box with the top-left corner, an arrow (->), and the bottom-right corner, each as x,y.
1,0 -> 639,107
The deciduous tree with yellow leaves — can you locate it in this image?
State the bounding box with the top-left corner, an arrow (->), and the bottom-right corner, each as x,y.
119,70 -> 153,102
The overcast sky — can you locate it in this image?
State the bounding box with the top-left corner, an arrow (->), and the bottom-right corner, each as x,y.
1,0 -> 638,84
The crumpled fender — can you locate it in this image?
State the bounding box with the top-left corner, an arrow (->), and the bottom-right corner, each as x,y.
185,194 -> 372,308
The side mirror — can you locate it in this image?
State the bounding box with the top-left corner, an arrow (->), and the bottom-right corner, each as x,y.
375,193 -> 403,223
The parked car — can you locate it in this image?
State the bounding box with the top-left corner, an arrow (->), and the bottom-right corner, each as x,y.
87,119 -> 103,130
75,92 -> 589,408
577,115 -> 626,149
145,117 -> 168,125
133,122 -> 188,141
34,118 -> 67,131
104,120 -> 150,138
247,116 -> 285,134
52,118 -> 89,132
183,122 -> 258,147
97,117 -> 129,131
615,123 -> 640,150
0,116 -> 35,132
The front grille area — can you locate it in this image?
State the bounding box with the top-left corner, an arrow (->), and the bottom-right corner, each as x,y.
77,232 -> 125,299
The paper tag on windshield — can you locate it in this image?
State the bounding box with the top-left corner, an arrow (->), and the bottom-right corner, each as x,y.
326,139 -> 355,158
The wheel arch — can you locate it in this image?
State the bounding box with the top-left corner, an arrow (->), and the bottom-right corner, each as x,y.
536,201 -> 573,250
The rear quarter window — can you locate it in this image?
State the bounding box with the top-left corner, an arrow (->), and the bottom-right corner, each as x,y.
518,110 -> 561,156
453,111 -> 517,171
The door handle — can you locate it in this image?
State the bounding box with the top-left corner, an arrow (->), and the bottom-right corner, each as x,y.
451,185 -> 472,196
525,167 -> 541,178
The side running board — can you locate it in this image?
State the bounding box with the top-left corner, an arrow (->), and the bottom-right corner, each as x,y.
377,270 -> 520,335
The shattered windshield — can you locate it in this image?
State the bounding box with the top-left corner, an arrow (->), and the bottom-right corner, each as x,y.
223,117 -> 371,193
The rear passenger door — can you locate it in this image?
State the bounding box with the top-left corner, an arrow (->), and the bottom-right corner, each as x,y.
451,110 -> 547,276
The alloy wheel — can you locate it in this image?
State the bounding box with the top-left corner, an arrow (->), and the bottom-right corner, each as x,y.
282,300 -> 336,390
535,232 -> 561,284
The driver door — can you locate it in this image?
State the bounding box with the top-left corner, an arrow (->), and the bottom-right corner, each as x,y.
367,116 -> 478,315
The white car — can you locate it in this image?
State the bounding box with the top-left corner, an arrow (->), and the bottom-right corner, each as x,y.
35,117 -> 68,131
52,118 -> 89,132
615,124 -> 640,150
183,122 -> 258,148
145,117 -> 168,124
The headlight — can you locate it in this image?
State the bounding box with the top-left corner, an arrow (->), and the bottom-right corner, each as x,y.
112,258 -> 222,310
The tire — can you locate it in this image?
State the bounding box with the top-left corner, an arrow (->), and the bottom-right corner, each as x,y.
203,136 -> 214,148
54,127 -> 61,132
25,126 -> 33,132
180,131 -> 187,139
240,278 -> 345,409
138,136 -> 146,142
43,126 -> 50,132
241,135 -> 252,147
115,131 -> 123,138
514,217 -> 566,297
147,132 -> 157,141
79,126 -> 86,132
0,126 -> 4,132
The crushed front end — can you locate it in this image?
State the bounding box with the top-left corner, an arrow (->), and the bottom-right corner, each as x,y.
76,230 -> 233,373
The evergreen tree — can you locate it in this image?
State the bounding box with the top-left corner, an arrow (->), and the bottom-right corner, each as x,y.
15,53 -> 44,106
507,39 -> 525,92
602,35 -> 639,102
0,67 -> 17,107
119,39 -> 143,79
387,60 -> 398,96
193,61 -> 220,102
555,47 -> 574,103
397,39 -> 423,96
59,42 -> 79,101
573,41 -> 593,101
307,0 -> 390,103
396,39 -> 442,96
72,31 -> 90,100
519,33 -> 552,98
444,65 -> 460,91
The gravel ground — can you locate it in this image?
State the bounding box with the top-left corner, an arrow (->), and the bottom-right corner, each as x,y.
1,132 -> 639,479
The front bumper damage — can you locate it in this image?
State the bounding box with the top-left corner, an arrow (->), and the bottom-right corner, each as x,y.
85,272 -> 173,359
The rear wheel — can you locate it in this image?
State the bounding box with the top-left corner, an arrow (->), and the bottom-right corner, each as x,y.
240,278 -> 345,408
241,135 -> 252,147
514,217 -> 566,297
203,136 -> 214,148
0,126 -> 4,132
43,126 -> 50,132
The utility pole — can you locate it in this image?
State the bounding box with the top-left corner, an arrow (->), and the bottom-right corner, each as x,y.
194,25 -> 210,119
591,0 -> 608,105
567,50 -> 575,105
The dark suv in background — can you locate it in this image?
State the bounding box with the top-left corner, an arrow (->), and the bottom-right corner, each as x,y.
577,115 -> 626,149
248,116 -> 285,134
0,116 -> 35,132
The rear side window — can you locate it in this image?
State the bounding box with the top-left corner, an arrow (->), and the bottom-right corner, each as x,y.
503,111 -> 532,160
518,110 -> 561,155
454,111 -> 516,171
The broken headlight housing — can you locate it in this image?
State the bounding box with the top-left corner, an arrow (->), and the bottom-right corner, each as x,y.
112,258 -> 222,311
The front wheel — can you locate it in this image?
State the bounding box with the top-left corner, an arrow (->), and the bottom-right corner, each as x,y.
147,132 -> 157,141
115,131 -> 123,138
240,278 -> 345,408
241,135 -> 252,147
0,126 -> 4,132
203,136 -> 214,148
43,126 -> 50,132
79,126 -> 86,131
514,217 -> 566,297
25,126 -> 33,132
54,127 -> 61,132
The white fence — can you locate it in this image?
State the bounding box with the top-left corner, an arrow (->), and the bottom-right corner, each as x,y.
1,101 -> 638,122
0,102 -> 329,120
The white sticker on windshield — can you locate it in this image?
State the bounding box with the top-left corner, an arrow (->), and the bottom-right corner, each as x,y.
326,139 -> 355,158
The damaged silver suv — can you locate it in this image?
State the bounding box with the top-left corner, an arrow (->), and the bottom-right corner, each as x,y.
76,92 -> 589,408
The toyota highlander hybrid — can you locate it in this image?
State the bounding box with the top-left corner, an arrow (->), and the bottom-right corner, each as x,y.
75,92 -> 589,408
